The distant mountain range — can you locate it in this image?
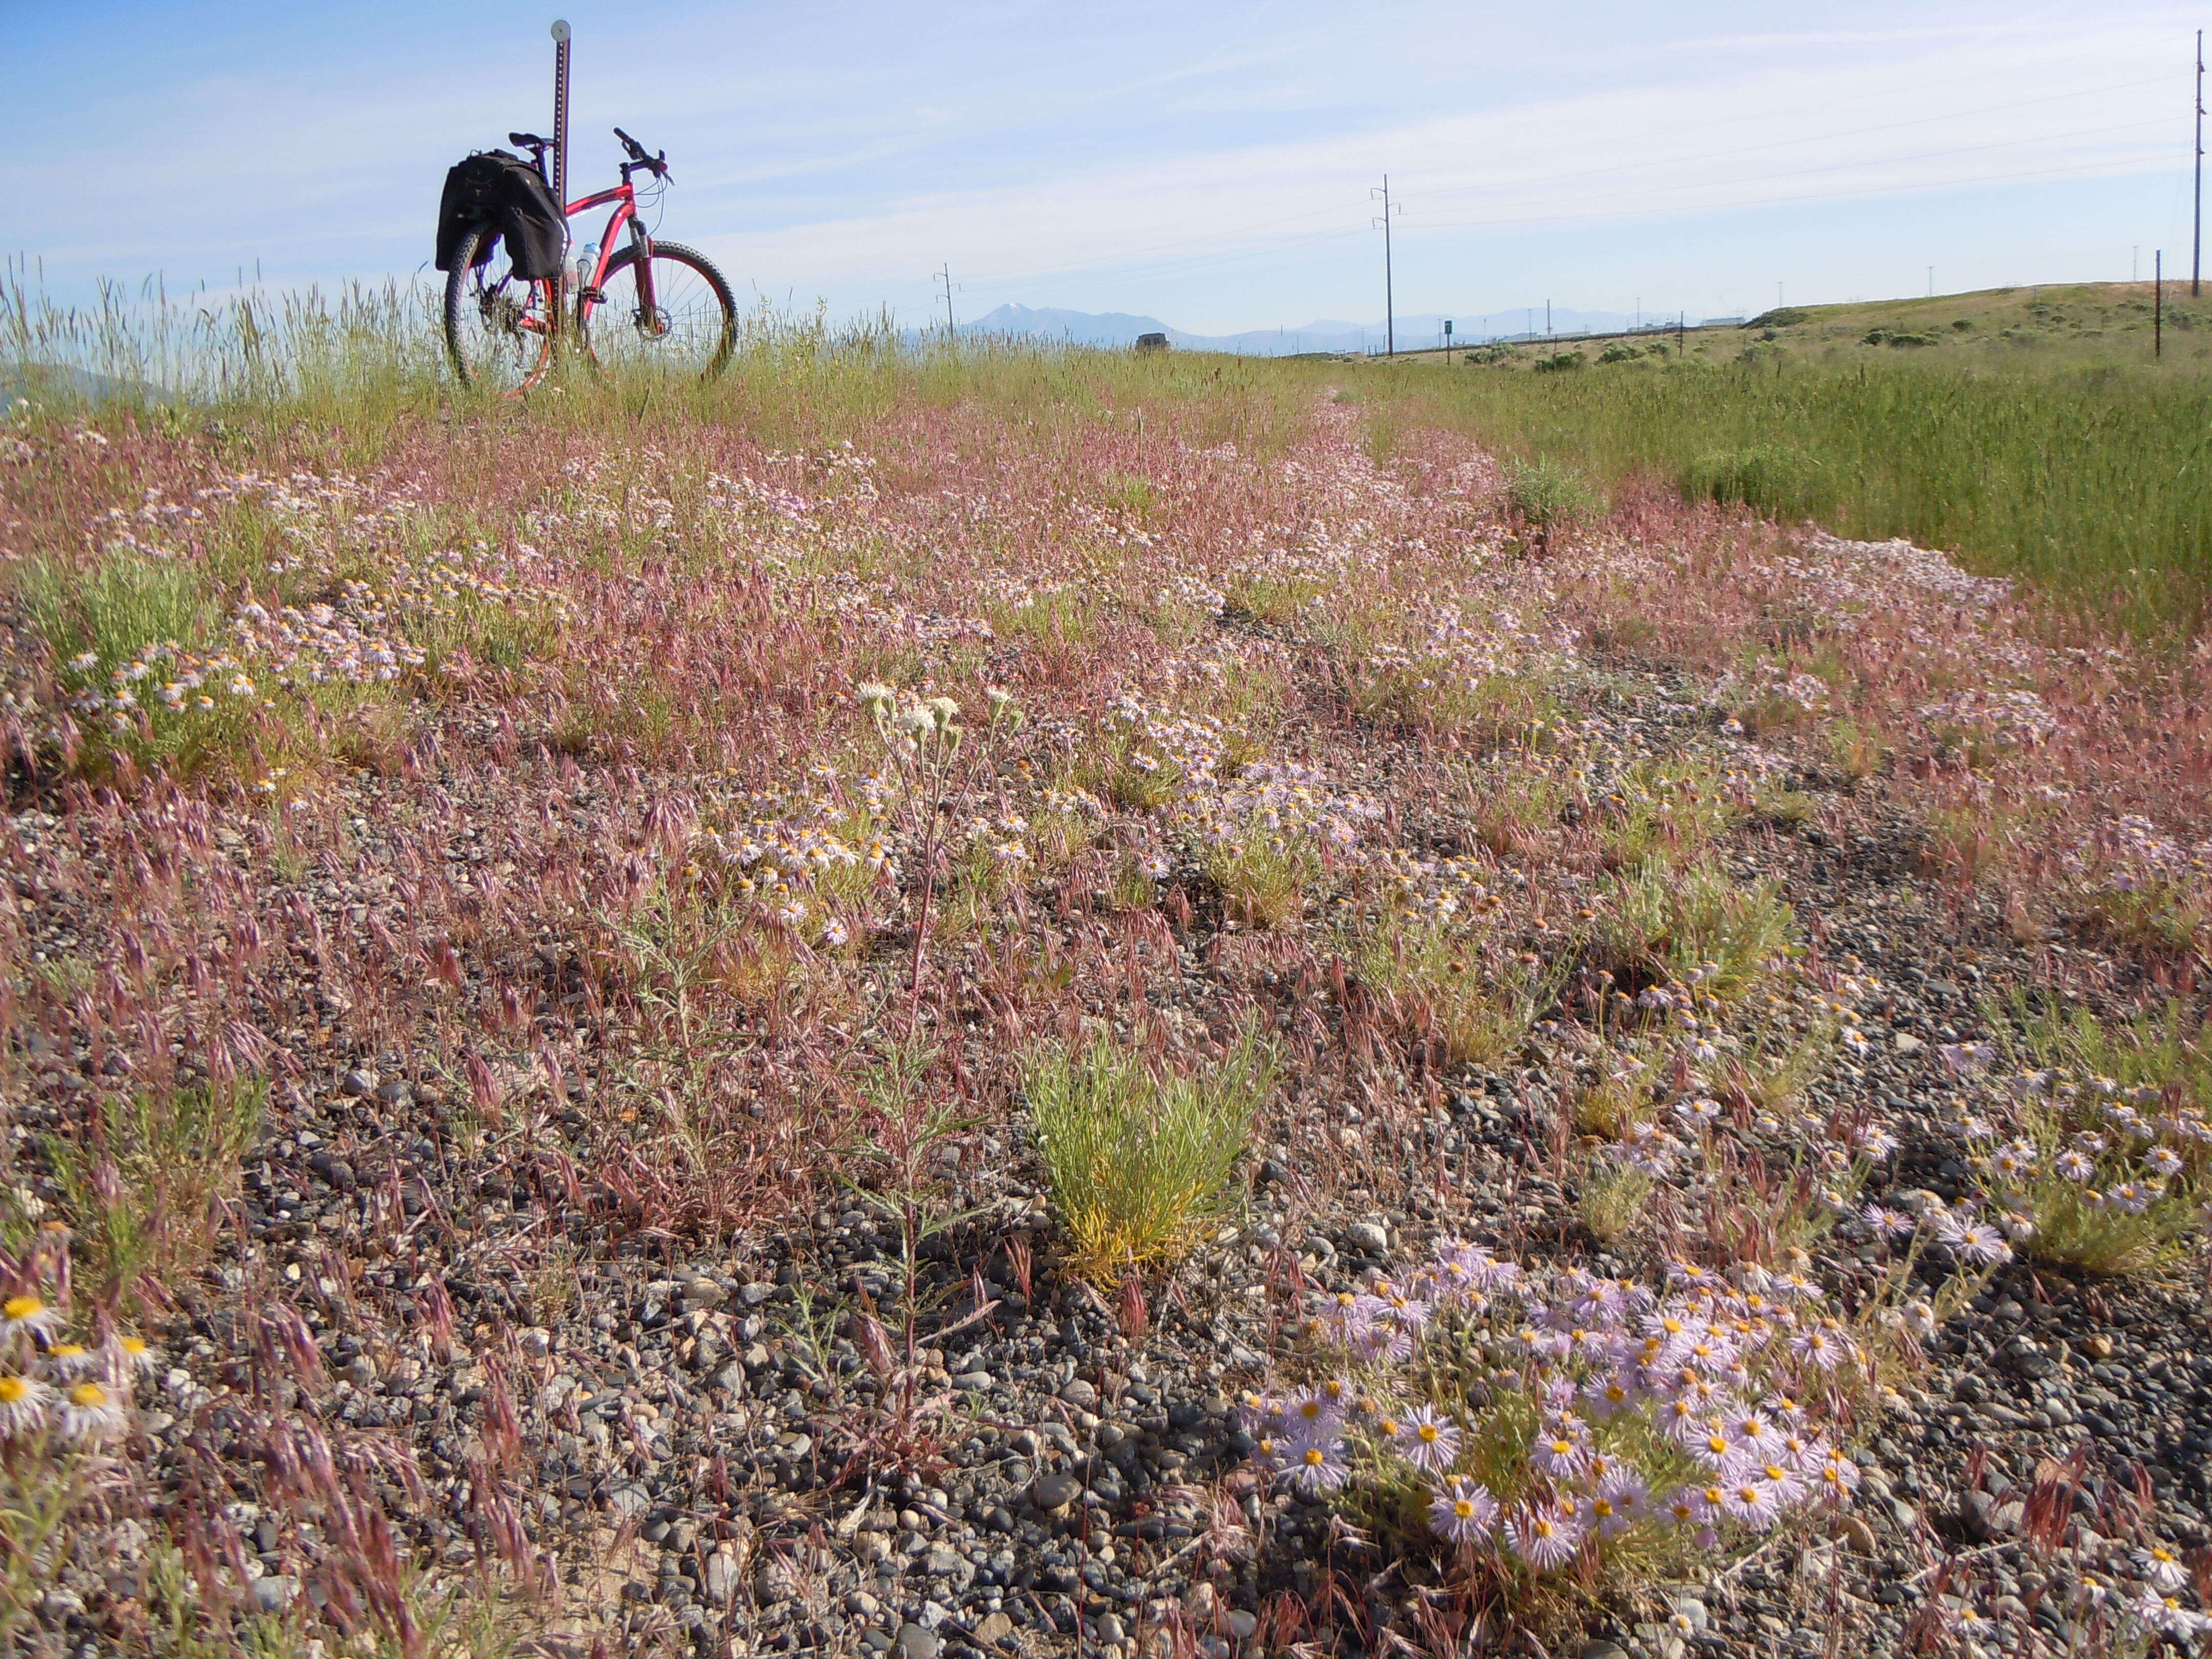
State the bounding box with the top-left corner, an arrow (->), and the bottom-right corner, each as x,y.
922,302 -> 1715,355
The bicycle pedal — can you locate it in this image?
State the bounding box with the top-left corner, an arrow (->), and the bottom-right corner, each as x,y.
577,286 -> 605,303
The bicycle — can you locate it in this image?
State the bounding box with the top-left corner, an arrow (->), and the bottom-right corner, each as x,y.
443,126 -> 737,394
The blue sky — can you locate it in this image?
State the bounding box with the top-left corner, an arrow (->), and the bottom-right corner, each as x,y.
4,2 -> 2205,332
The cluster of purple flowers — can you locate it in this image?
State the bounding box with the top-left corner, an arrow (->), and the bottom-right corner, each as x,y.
1248,1244 -> 1868,1573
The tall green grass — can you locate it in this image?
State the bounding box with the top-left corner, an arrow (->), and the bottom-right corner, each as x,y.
1406,358 -> 2212,633
1,271 -> 1326,458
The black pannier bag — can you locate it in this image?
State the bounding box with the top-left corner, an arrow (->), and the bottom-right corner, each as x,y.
435,151 -> 566,280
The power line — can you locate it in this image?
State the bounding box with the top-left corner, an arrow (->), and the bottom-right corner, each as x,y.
955,72 -> 2181,293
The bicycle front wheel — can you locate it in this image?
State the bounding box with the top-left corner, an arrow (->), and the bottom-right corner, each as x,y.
443,226 -> 556,395
580,241 -> 738,382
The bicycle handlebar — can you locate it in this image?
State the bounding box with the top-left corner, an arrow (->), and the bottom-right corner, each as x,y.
612,126 -> 669,181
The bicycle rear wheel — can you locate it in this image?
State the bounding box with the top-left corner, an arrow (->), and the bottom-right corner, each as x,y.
580,241 -> 737,382
443,226 -> 557,395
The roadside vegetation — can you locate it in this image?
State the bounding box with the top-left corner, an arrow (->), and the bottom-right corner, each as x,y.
3,275 -> 2211,1656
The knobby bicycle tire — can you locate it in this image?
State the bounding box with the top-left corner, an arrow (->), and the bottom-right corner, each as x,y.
442,226 -> 556,395
581,241 -> 739,382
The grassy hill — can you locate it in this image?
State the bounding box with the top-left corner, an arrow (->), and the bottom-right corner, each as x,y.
1341,284 -> 2212,634
1397,281 -> 2212,374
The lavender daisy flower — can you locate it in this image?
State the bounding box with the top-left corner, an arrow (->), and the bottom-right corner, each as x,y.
1950,1221 -> 2013,1265
1791,1326 -> 1847,1371
0,1373 -> 52,1438
1282,1436 -> 1351,1497
2128,1587 -> 2209,1638
42,1343 -> 101,1381
1504,1504 -> 1583,1571
1656,1395 -> 1709,1447
1286,1388 -> 1341,1439
1719,1476 -> 1785,1532
1529,1418 -> 1592,1480
1813,1451 -> 1861,1504
2134,1543 -> 2189,1591
1584,1467 -> 1650,1538
1692,1427 -> 1750,1475
1750,1460 -> 1806,1505
59,1379 -> 126,1443
1429,1476 -> 1499,1546
0,1295 -> 58,1344
1582,1371 -> 1638,1419
1394,1405 -> 1463,1476
1724,1405 -> 1784,1457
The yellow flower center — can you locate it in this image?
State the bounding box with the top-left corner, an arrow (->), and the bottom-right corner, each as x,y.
2,1296 -> 41,1323
1418,1424 -> 1439,1444
69,1382 -> 106,1408
1453,1500 -> 1475,1519
1303,1448 -> 1325,1467
0,1377 -> 25,1402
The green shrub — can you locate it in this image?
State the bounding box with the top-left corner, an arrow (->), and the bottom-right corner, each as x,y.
1501,457 -> 1603,529
1747,308 -> 1811,329
1025,1031 -> 1272,1281
1677,446 -> 1835,520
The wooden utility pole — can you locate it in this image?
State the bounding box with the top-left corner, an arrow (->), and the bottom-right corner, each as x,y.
2194,30 -> 2204,296
2156,250 -> 2164,357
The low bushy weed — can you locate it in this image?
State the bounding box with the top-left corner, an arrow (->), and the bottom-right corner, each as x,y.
1500,457 -> 1603,547
1594,758 -> 1744,870
41,1080 -> 265,1306
1592,860 -> 1796,1004
1943,1001 -> 2212,1275
1346,913 -> 1549,1067
1026,1029 -> 1272,1282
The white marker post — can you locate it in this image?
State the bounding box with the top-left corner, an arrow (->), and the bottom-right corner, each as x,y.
551,20 -> 571,320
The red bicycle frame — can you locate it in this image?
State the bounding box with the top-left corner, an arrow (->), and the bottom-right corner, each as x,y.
561,180 -> 657,328
505,177 -> 655,346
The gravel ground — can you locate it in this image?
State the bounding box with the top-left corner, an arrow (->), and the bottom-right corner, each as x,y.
5,415 -> 2209,1659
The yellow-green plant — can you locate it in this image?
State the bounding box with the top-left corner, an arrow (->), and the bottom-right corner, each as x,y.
1204,825 -> 1320,929
44,1080 -> 265,1305
1595,759 -> 1741,870
1592,860 -> 1795,1003
1347,914 -> 1549,1066
1026,1030 -> 1272,1282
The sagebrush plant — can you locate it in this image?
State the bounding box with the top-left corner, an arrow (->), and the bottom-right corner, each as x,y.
1026,1029 -> 1273,1282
